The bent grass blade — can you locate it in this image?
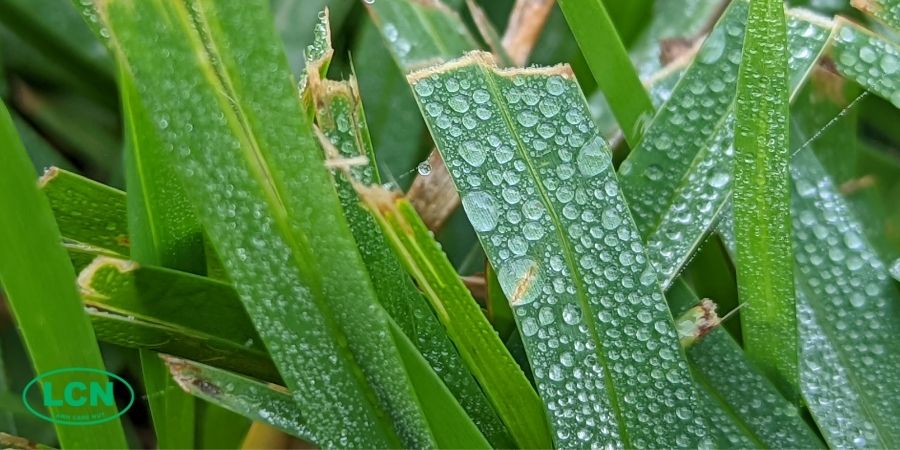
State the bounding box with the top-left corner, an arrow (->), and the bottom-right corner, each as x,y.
408,51 -> 709,448
831,19 -> 900,109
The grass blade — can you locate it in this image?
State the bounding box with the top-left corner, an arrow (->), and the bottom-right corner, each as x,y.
360,193 -> 551,449
0,100 -> 127,448
408,51 -> 709,448
732,0 -> 798,399
852,0 -> 900,29
96,0 -> 440,446
557,0 -> 655,146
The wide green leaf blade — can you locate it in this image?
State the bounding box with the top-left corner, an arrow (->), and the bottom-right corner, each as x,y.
96,0 -> 437,446
852,0 -> 900,29
557,0 -> 655,146
732,0 -> 798,399
360,193 -> 551,449
0,100 -> 127,448
409,51 -> 709,448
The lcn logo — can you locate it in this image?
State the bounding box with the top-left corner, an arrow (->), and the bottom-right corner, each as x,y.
23,368 -> 134,425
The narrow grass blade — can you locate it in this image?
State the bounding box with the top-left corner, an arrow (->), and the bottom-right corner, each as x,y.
165,357 -> 314,442
0,101 -> 127,448
78,255 -> 278,383
408,51 -> 709,448
852,0 -> 900,28
831,19 -> 900,108
12,115 -> 76,172
96,0 -> 436,446
557,0 -> 655,146
732,0 -> 798,399
668,280 -> 825,449
618,5 -> 832,289
360,192 -> 551,449
314,77 -> 511,448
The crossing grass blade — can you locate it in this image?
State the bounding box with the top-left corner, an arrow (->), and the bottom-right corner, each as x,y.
891,258 -> 900,281
408,51 -> 709,448
720,148 -> 900,447
557,0 -> 655,147
617,4 -> 833,290
78,255 -> 279,383
94,0 -> 443,446
359,192 -> 551,449
732,0 -> 799,399
667,280 -> 825,449
313,76 -> 511,448
0,100 -> 128,449
831,19 -> 900,108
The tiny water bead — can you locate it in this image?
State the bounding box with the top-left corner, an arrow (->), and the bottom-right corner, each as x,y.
416,161 -> 432,176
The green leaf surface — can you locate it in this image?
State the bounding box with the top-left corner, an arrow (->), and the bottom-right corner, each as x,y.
97,0 -> 438,446
78,256 -> 278,384
557,0 -> 655,146
0,100 -> 127,448
361,193 -> 549,449
732,0 -> 798,399
668,280 -> 824,449
854,0 -> 900,29
408,51 -> 708,448
891,258 -> 900,281
314,77 -> 511,448
618,4 -> 832,289
831,19 -> 900,108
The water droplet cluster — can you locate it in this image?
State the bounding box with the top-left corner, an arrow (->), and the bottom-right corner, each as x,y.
369,2 -> 477,71
833,22 -> 900,108
410,54 -> 707,448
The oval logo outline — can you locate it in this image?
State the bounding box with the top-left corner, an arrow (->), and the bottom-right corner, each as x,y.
22,367 -> 135,426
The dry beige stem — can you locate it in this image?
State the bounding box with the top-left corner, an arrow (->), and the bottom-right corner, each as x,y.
502,0 -> 557,67
461,274 -> 487,301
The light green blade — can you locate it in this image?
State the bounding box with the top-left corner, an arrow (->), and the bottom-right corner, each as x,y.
408,51 -> 709,448
732,0 -> 798,400
0,100 -> 127,448
557,0 -> 654,147
831,19 -> 900,108
95,0 -> 437,446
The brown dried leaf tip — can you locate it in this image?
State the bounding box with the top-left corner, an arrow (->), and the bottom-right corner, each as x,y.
675,299 -> 722,348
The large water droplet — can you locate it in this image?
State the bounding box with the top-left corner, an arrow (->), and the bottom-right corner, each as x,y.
576,136 -> 610,177
461,191 -> 498,232
498,257 -> 541,306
